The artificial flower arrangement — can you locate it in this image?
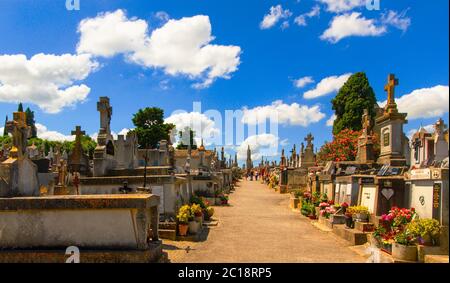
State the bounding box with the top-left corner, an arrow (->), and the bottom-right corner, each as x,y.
177,205 -> 192,224
372,206 -> 419,252
319,202 -> 330,210
320,206 -> 336,219
190,203 -> 203,218
406,218 -> 441,246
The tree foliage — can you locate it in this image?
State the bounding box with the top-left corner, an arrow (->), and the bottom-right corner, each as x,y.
316,129 -> 380,162
25,107 -> 37,138
331,72 -> 377,135
131,107 -> 175,149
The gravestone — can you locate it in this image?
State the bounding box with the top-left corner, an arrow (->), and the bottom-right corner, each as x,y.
93,97 -> 117,176
0,112 -> 39,197
356,109 -> 375,163
69,126 -> 90,176
301,133 -> 315,168
376,74 -> 408,166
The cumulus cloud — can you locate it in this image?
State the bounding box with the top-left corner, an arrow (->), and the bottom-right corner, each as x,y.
379,85 -> 449,119
294,5 -> 320,26
242,100 -> 325,127
260,5 -> 292,29
36,123 -> 75,141
326,114 -> 337,126
293,76 -> 314,88
236,134 -> 280,161
317,0 -> 366,13
77,9 -> 241,88
303,73 -> 351,99
381,10 -> 411,33
165,111 -> 221,145
0,53 -> 98,113
320,12 -> 386,43
90,128 -> 132,142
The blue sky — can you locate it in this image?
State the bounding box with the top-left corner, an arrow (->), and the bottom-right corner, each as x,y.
0,0 -> 448,163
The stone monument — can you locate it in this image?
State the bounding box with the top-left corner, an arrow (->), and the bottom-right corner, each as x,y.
0,112 -> 39,197
356,109 -> 375,163
301,133 -> 315,169
376,74 -> 408,166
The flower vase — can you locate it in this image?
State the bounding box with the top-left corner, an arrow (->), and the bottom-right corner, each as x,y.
178,224 -> 188,236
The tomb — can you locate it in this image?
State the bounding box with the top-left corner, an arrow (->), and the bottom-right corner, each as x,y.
375,74 -> 409,166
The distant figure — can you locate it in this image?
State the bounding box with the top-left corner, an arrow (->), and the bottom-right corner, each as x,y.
255,171 -> 259,181
250,170 -> 254,181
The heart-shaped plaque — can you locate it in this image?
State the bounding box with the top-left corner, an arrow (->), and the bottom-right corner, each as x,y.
381,188 -> 394,200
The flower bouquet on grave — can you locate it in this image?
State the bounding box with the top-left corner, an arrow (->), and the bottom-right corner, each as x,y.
406,218 -> 441,246
191,203 -> 203,224
219,194 -> 229,205
392,230 -> 418,261
320,206 -> 336,219
319,202 -> 330,210
344,207 -> 355,229
176,205 -> 192,236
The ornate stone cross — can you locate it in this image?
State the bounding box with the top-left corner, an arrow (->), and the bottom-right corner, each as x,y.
5,112 -> 30,158
384,74 -> 399,105
304,133 -> 314,147
71,126 -> 85,144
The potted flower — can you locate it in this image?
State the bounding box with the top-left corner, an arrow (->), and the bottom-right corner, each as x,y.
407,218 -> 441,246
320,206 -> 336,219
176,205 -> 191,236
344,206 -> 354,228
191,203 -> 203,225
340,202 -> 349,214
188,206 -> 200,235
220,194 -> 229,205
349,206 -> 369,222
392,230 -> 417,262
319,202 -> 330,210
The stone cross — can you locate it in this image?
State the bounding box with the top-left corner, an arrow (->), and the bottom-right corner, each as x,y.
384,74 -> 398,105
97,97 -> 112,135
5,112 -> 30,158
412,138 -> 421,163
305,133 -> 314,147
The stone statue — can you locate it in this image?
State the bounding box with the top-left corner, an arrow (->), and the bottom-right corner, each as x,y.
5,112 -> 30,158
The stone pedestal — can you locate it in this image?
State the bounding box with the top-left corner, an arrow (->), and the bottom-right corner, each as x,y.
0,157 -> 39,197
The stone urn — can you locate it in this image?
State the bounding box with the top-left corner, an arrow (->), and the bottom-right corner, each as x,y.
392,243 -> 418,262
188,221 -> 200,234
178,223 -> 189,236
355,213 -> 369,222
194,215 -> 203,226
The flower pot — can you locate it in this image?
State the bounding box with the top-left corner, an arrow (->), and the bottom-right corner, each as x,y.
194,216 -> 203,225
392,243 -> 417,262
188,221 -> 200,234
381,243 -> 392,254
355,213 -> 369,222
178,224 -> 189,236
345,216 -> 354,229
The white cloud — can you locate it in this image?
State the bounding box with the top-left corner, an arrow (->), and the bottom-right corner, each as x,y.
293,76 -> 314,88
320,12 -> 386,43
326,114 -> 337,126
90,128 -> 132,141
317,0 -> 365,13
77,9 -> 241,88
237,134 -> 280,161
379,85 -> 449,119
0,53 -> 98,113
165,111 -> 220,145
303,73 -> 351,99
381,10 -> 411,33
260,5 -> 292,29
36,123 -> 75,142
242,100 -> 325,127
294,5 -> 320,26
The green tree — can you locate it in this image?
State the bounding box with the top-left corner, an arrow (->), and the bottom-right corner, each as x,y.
176,127 -> 197,150
331,72 -> 377,135
25,107 -> 37,138
18,102 -> 23,112
131,107 -> 175,149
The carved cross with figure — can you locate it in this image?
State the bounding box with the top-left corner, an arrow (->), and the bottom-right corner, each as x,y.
384,74 -> 398,105
305,133 -> 314,147
362,109 -> 373,135
5,112 -> 30,158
